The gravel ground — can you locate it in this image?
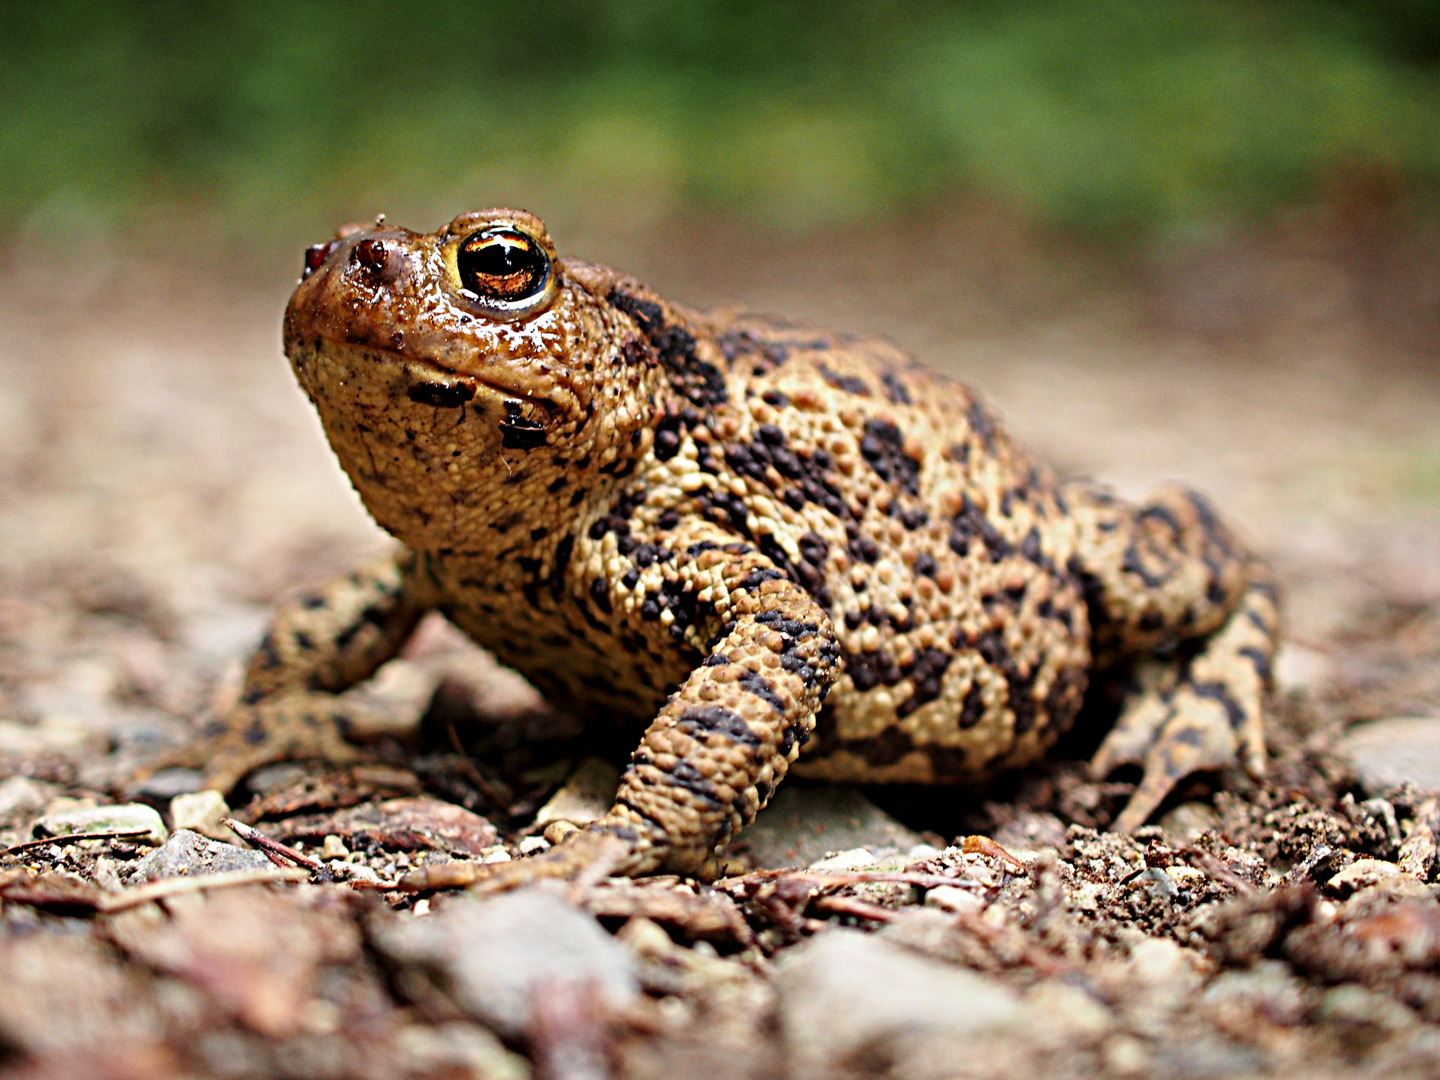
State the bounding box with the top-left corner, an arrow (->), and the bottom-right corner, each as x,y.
0,212 -> 1438,1080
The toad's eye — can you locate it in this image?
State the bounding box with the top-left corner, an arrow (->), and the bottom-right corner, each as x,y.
456,228 -> 550,304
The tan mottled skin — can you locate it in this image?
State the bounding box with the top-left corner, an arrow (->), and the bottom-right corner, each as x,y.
148,209 -> 1279,888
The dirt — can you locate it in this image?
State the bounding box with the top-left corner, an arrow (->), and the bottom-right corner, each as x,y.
1,210 -> 1439,1079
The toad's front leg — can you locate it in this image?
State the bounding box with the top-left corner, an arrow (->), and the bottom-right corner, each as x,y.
401,544 -> 841,892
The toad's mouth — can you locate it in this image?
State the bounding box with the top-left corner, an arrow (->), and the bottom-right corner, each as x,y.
312,334 -> 556,413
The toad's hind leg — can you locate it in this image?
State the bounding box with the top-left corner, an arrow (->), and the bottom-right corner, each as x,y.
1091,565 -> 1278,831
1064,483 -> 1279,832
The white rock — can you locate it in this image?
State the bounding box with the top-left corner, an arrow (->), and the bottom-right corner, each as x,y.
374,889 -> 638,1038
0,776 -> 50,819
774,929 -> 1027,1075
807,847 -> 878,873
392,1022 -> 528,1080
533,757 -> 619,828
320,834 -> 349,860
122,829 -> 272,883
1326,858 -> 1417,897
1334,717 -> 1440,795
169,790 -> 233,842
744,785 -> 921,869
924,885 -> 986,916
33,802 -> 167,846
1023,981 -> 1113,1037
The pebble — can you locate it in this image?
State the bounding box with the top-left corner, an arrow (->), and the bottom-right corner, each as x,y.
243,761 -> 310,794
391,1022 -> 529,1080
121,828 -> 273,884
1319,985 -> 1419,1032
129,767 -> 203,799
518,835 -> 550,855
773,929 -> 1027,1075
743,785 -> 922,869
1325,858 -> 1426,898
320,834 -> 349,860
533,757 -> 619,829
32,802 -> 167,846
374,888 -> 638,1038
0,775 -> 50,820
543,821 -> 579,845
924,885 -> 986,916
168,790 -> 234,842
1333,717 -> 1440,795
1023,981 -> 1113,1037
807,847 -> 877,873
1129,866 -> 1180,903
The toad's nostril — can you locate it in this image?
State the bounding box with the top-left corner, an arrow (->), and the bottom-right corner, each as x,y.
302,240 -> 340,279
352,238 -> 391,274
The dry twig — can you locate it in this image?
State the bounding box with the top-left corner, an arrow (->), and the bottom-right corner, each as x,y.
3,829 -> 154,857
223,817 -> 321,870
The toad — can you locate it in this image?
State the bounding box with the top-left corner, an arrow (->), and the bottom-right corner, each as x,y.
147,209 -> 1278,889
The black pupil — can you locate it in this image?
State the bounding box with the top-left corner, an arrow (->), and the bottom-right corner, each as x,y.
457,229 -> 547,302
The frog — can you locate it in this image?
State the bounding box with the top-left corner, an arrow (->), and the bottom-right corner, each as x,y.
144,208 -> 1279,891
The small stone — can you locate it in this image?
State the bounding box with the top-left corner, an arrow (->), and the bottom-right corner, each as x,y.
519,835 -> 550,855
244,761 -> 309,794
774,929 -> 1027,1075
906,843 -> 943,861
533,757 -> 619,829
1158,801 -> 1221,843
129,767 -> 203,799
374,888 -> 638,1038
122,828 -> 273,884
1334,717 -> 1440,795
743,785 -> 921,869
33,802 -> 167,846
169,790 -> 234,842
320,834 -> 349,860
335,862 -> 381,885
482,848 -> 511,864
924,885 -> 985,916
1319,985 -> 1418,1032
1126,937 -> 1200,990
1130,866 -> 1179,903
1023,981 -> 1113,1037
1273,642 -> 1332,692
1103,1035 -> 1150,1076
807,847 -> 877,873
1326,858 -> 1413,897
544,820 -> 579,845
1202,961 -> 1309,1027
0,776 -> 50,821
392,1022 -> 529,1080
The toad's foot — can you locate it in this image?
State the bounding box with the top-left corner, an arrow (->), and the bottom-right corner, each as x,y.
396,827 -> 638,895
132,693 -> 382,795
1092,575 -> 1278,833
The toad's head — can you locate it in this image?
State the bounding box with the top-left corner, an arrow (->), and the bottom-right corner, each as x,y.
283,209 -> 662,550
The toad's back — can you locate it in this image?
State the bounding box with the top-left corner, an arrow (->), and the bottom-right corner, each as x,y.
428,307 -> 1093,787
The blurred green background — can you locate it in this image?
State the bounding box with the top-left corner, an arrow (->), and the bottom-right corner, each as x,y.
2,0 -> 1439,246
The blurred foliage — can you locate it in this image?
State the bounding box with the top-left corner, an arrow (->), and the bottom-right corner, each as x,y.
2,0 -> 1439,237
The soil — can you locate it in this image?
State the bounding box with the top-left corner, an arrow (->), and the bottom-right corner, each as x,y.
0,209 -> 1438,1079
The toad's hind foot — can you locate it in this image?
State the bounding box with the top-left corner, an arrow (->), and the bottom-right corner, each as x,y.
133,693 -> 382,796
1093,571 -> 1279,833
396,828 -> 636,895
